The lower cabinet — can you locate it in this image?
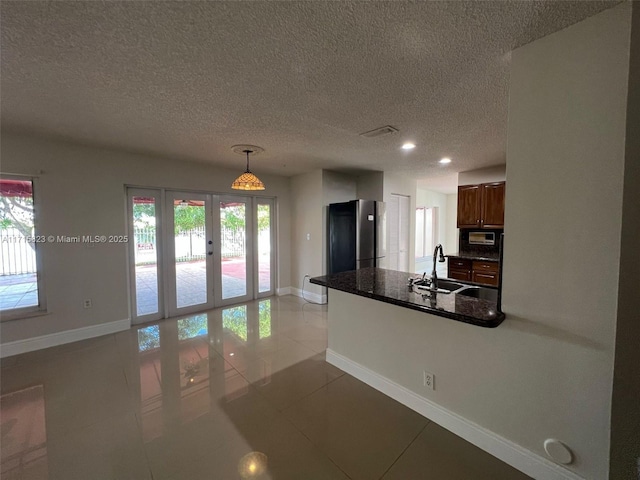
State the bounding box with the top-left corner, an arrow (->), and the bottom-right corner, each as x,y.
448,258 -> 500,287
471,260 -> 499,286
448,258 -> 472,281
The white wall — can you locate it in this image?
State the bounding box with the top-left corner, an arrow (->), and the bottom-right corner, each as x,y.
503,4 -> 631,477
0,132 -> 292,344
290,170 -> 323,295
458,164 -> 506,185
290,169 -> 357,298
327,5 -> 634,480
356,171 -> 384,201
445,193 -> 458,252
610,3 -> 640,478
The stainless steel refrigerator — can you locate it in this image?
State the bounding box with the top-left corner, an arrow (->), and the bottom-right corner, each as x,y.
328,199 -> 386,274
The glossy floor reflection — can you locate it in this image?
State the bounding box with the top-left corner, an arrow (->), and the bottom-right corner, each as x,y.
1,295 -> 531,480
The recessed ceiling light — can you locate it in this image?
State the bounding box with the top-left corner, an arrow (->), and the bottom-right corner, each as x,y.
439,157 -> 452,164
402,143 -> 416,150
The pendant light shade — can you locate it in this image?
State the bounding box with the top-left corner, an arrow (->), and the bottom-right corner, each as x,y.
231,149 -> 265,191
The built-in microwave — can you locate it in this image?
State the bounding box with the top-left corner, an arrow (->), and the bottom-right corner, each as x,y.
468,231 -> 496,246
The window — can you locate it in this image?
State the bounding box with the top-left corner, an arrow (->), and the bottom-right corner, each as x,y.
0,175 -> 44,316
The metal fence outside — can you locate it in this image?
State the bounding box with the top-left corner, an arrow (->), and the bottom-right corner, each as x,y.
0,225 -> 255,274
133,226 -> 246,265
0,227 -> 37,275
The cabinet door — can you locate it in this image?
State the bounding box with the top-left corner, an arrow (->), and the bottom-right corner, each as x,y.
457,185 -> 481,228
448,258 -> 472,281
472,271 -> 499,286
472,260 -> 499,273
449,269 -> 472,282
481,182 -> 505,228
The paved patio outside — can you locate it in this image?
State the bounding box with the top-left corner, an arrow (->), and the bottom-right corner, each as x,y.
135,257 -> 271,316
0,273 -> 38,311
0,257 -> 271,315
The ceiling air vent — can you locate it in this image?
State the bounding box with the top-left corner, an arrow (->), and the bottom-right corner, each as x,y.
359,125 -> 399,138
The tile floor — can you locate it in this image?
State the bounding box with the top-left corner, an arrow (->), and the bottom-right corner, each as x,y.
0,295 -> 530,480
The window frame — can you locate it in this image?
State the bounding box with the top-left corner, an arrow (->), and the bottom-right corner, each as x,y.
0,174 -> 47,321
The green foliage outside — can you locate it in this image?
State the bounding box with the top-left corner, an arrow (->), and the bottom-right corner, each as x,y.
0,195 -> 35,250
174,205 -> 206,234
132,203 -> 155,224
257,204 -> 270,232
133,202 -> 271,234
220,205 -> 245,232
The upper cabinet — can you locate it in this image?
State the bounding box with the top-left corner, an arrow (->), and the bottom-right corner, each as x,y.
457,181 -> 505,229
457,185 -> 481,228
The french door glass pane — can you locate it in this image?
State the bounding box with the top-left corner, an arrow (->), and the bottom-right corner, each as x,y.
0,177 -> 39,311
220,201 -> 247,299
174,199 -> 207,309
257,203 -> 271,293
133,196 -> 159,317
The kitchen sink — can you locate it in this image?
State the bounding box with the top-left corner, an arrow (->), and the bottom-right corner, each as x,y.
413,279 -> 465,294
456,286 -> 499,302
434,280 -> 466,292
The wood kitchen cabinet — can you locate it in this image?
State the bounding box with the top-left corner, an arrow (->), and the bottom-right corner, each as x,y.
448,257 -> 472,282
471,260 -> 500,286
448,257 -> 500,287
457,181 -> 505,229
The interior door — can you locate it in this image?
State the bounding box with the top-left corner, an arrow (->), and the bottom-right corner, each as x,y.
217,195 -> 254,306
165,192 -> 215,316
388,194 -> 410,271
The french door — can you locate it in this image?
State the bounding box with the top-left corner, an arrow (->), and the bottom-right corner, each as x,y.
165,191 -> 215,317
217,195 -> 253,307
128,189 -> 275,324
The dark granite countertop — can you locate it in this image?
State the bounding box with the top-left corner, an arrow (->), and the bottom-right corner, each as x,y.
446,252 -> 500,262
310,267 -> 504,328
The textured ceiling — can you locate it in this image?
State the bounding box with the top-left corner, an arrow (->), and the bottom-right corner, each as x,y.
1,1 -> 619,192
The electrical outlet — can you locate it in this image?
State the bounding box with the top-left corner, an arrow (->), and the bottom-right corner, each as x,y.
83,299 -> 92,309
423,370 -> 435,390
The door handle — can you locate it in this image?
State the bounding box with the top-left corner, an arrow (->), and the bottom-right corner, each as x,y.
208,240 -> 213,245
208,251 -> 213,256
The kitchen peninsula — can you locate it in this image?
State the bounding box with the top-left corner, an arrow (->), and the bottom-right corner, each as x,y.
310,267 -> 504,328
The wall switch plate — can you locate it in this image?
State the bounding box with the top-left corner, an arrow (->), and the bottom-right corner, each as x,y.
306,233 -> 311,240
83,299 -> 92,309
423,370 -> 435,390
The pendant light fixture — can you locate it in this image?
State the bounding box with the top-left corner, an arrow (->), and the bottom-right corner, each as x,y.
231,145 -> 265,191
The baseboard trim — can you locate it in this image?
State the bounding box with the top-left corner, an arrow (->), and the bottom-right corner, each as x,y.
0,318 -> 131,358
326,349 -> 585,480
276,287 -> 292,296
290,287 -> 327,304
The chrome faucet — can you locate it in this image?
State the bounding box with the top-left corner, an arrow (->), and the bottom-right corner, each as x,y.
430,244 -> 446,291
